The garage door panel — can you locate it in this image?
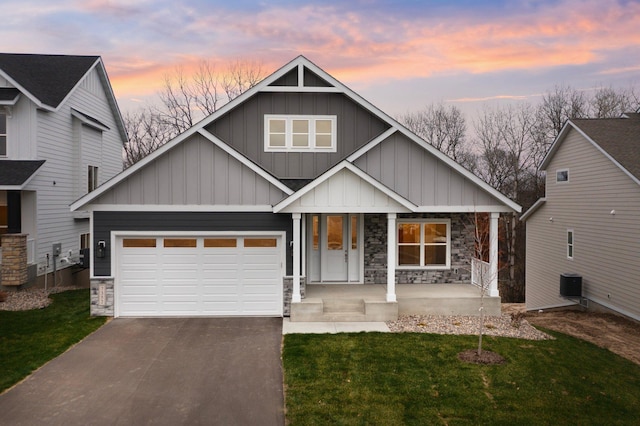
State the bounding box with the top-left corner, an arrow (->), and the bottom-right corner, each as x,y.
117,235 -> 282,317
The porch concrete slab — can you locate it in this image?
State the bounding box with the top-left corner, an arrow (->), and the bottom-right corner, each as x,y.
282,318 -> 390,334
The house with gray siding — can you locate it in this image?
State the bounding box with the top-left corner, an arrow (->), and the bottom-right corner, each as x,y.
0,53 -> 126,290
522,111 -> 640,321
72,56 -> 520,320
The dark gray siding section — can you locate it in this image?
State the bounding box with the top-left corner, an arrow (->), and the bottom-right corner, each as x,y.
94,211 -> 293,276
205,92 -> 390,179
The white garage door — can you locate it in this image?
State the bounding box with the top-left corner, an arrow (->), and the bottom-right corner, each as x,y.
116,235 -> 283,317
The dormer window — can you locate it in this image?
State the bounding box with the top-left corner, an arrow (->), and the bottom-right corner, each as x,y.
265,115 -> 336,152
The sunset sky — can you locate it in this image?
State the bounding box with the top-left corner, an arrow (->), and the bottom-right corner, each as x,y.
3,0 -> 639,123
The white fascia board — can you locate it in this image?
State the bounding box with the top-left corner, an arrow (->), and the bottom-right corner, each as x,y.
181,56 -> 310,131
299,59 -> 522,214
0,69 -> 52,111
346,128 -> 397,161
52,57 -> 102,112
0,93 -> 20,106
94,58 -> 128,143
197,129 -> 293,195
519,198 -> 546,222
70,60 -> 304,213
71,109 -> 110,132
87,204 -> 275,212
548,120 -> 640,187
414,205 -> 517,213
273,160 -> 417,213
70,124 -> 206,211
539,121 -> 572,171
0,185 -> 22,190
259,86 -> 341,93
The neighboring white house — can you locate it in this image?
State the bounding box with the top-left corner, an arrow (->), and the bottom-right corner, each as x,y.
522,111 -> 640,321
0,53 -> 126,289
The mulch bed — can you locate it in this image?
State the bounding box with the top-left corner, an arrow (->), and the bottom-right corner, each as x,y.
457,349 -> 506,365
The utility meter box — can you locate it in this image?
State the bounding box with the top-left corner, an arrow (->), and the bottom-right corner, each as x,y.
52,243 -> 62,257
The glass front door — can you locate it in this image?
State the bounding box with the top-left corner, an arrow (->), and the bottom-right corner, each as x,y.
308,214 -> 361,283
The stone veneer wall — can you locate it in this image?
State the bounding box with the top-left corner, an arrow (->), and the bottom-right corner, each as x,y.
90,276 -> 305,317
90,278 -> 115,316
364,213 -> 475,284
1,234 -> 28,287
283,276 -> 306,316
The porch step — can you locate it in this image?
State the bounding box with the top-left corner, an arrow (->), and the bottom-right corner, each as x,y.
322,298 -> 365,314
290,298 -> 398,322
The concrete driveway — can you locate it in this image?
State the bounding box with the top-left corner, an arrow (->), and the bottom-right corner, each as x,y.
0,318 -> 284,425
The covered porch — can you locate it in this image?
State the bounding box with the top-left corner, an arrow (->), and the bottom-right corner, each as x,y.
274,162 -> 512,322
290,282 -> 501,322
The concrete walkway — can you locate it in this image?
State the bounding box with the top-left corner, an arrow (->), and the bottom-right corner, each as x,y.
282,318 -> 390,334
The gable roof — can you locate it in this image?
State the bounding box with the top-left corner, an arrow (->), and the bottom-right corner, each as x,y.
0,53 -> 127,142
72,55 -> 521,213
0,160 -> 45,189
540,112 -> 640,186
0,53 -> 99,109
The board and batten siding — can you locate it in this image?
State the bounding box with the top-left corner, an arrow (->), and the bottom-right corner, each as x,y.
282,168 -> 410,213
23,66 -> 125,268
525,128 -> 640,320
91,134 -> 288,206
205,92 -> 390,179
354,132 -> 499,208
92,211 -> 293,277
5,93 -> 38,160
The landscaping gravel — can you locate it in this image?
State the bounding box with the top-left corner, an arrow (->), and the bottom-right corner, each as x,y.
387,314 -> 553,340
1,288 -> 552,341
0,286 -> 78,311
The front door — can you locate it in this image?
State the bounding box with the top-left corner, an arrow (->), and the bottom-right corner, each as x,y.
321,214 -> 348,281
308,214 -> 361,283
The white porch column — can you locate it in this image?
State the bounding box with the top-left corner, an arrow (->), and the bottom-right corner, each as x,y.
489,212 -> 500,297
386,213 -> 397,302
292,213 -> 302,303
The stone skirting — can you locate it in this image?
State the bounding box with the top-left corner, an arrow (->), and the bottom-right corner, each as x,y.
363,213 -> 475,285
1,234 -> 28,287
283,276 -> 306,316
90,278 -> 115,316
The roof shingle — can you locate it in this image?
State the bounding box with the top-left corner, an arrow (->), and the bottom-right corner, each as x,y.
0,53 -> 99,108
572,113 -> 640,180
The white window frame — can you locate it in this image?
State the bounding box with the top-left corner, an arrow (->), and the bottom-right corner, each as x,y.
556,169 -> 569,183
264,115 -> 337,152
397,219 -> 451,270
567,229 -> 574,260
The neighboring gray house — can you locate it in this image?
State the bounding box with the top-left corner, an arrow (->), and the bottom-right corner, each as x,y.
0,53 -> 126,289
522,111 -> 640,321
72,56 -> 520,320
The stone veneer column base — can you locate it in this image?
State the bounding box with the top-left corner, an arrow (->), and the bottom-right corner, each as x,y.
1,234 -> 29,288
90,278 -> 115,316
283,276 -> 306,316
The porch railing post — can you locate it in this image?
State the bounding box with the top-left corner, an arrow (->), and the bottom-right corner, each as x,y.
386,213 -> 397,302
489,212 -> 499,297
292,213 -> 302,303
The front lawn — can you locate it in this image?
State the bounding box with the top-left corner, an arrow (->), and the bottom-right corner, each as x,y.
0,289 -> 106,393
283,332 -> 640,425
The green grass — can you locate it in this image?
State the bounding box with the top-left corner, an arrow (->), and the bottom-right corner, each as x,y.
0,289 -> 106,393
283,331 -> 640,425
